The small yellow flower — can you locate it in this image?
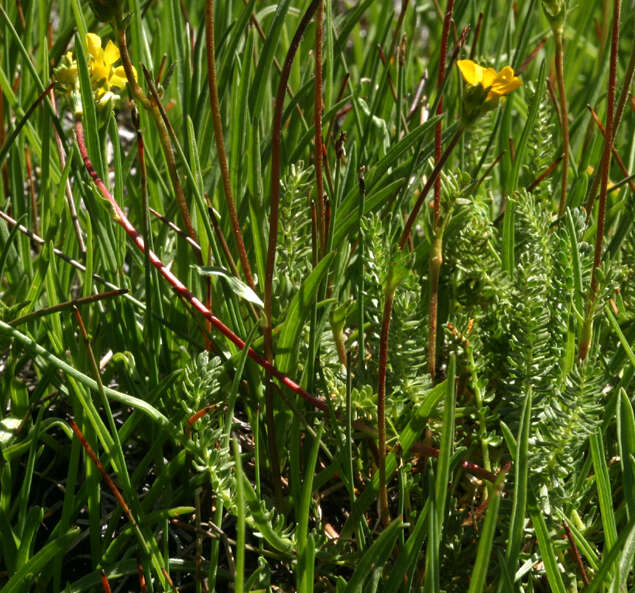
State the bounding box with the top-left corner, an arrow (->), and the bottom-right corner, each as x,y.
457,60 -> 522,102
456,59 -> 522,125
85,32 -> 135,101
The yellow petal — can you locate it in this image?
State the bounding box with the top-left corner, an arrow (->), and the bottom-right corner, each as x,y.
481,67 -> 497,89
91,62 -> 109,86
490,66 -> 522,96
85,33 -> 102,59
109,66 -> 128,89
103,40 -> 120,66
457,59 -> 483,86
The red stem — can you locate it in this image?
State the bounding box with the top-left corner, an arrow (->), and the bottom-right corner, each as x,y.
75,120 -> 328,413
590,0 -> 620,299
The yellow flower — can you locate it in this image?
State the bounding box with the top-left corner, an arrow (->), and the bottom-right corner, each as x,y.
85,32 -> 134,99
457,60 -> 522,102
456,59 -> 522,125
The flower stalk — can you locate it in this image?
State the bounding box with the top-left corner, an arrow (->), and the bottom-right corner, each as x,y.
113,14 -> 199,250
400,60 -> 521,378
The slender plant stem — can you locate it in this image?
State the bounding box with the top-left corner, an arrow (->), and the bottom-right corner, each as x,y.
48,87 -> 86,252
264,0 -> 319,496
115,15 -> 198,248
205,0 -> 254,289
587,105 -> 635,193
470,12 -> 483,60
584,38 -> 635,214
135,113 -> 160,385
10,289 -> 126,327
399,126 -> 463,379
244,0 -> 309,128
579,0 -> 621,361
314,0 -> 326,254
466,346 -> 491,474
434,0 -> 455,226
75,119 -> 329,414
357,167 -> 367,378
554,30 -> 569,217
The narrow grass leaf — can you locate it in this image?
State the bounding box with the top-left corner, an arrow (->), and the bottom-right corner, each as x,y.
590,431 -> 618,551
618,389 -> 635,520
467,485 -> 502,593
0,528 -> 80,593
530,508 -> 568,593
504,388 -> 532,579
344,518 -> 403,593
249,0 -> 293,116
277,252 -> 335,375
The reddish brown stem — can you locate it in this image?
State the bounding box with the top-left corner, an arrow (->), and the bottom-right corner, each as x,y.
245,0 -> 308,126
70,419 -> 137,528
137,556 -> 148,593
148,207 -> 202,254
579,0 -> 621,361
48,86 -> 86,253
587,104 -> 635,192
266,0 -> 320,363
517,36 -> 548,75
475,151 -> 505,191
265,0 -> 320,495
590,0 -> 620,300
563,520 -> 590,586
469,12 -> 483,60
75,120 -> 329,414
24,147 -> 39,235
354,422 -> 500,484
428,233 -> 443,378
116,19 -> 198,251
205,0 -> 254,289
527,154 -> 563,192
100,570 -> 113,593
10,289 -> 126,327
584,10 -> 635,214
208,204 -> 240,278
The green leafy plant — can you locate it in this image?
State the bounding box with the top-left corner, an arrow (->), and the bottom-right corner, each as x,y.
0,1 -> 633,591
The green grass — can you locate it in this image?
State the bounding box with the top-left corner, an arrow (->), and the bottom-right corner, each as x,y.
0,0 -> 634,591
